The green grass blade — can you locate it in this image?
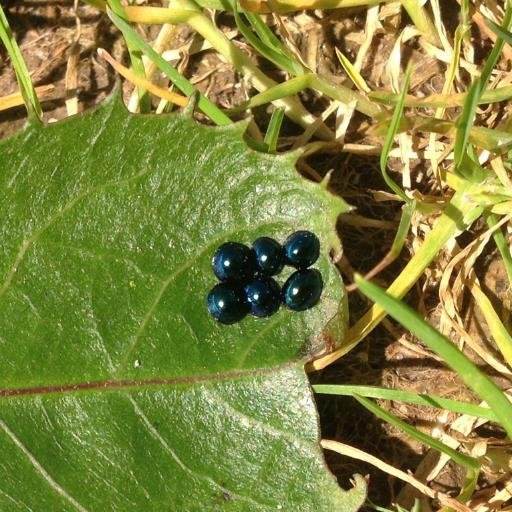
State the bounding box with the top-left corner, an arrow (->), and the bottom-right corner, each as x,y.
0,5 -> 42,123
228,73 -> 382,119
244,10 -> 304,76
313,384 -> 498,422
335,49 -> 369,92
233,6 -> 300,75
389,200 -> 415,254
227,75 -> 312,113
264,107 -> 285,152
354,275 -> 512,440
454,3 -> 512,168
108,9 -> 232,126
244,11 -> 282,49
107,0 -> 151,112
370,85 -> 512,109
485,213 -> 512,286
380,65 -> 411,202
454,79 -> 482,170
485,212 -> 512,286
359,201 -> 416,283
355,394 -> 480,502
480,5 -> 512,87
485,18 -> 512,45
354,395 -> 479,471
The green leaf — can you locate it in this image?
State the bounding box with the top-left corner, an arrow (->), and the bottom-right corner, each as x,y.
0,95 -> 365,510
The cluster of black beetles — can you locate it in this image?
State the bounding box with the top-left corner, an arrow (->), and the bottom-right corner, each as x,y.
207,230 -> 323,324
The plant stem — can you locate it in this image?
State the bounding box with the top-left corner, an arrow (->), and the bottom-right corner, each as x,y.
228,74 -> 382,118
242,0 -> 389,14
485,212 -> 512,285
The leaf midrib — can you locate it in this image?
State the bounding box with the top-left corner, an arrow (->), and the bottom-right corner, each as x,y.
0,359 -> 302,400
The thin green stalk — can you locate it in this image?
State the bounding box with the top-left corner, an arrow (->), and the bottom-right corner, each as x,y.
401,0 -> 440,45
454,80 -> 482,170
313,384 -> 498,422
0,5 -> 42,123
107,0 -> 151,112
227,73 -> 382,118
108,10 -> 231,125
354,395 -> 479,471
370,85 -> 512,108
454,2 -> 512,168
233,6 -> 304,76
480,4 -> 512,88
264,107 -> 285,152
354,276 -> 512,440
380,65 -> 412,202
359,201 -> 417,284
460,0 -> 470,29
485,212 -> 512,285
244,11 -> 299,67
309,74 -> 382,118
242,0 -> 392,14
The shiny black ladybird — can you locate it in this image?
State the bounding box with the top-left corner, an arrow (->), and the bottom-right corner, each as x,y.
283,231 -> 320,269
207,282 -> 249,324
282,268 -> 323,311
252,237 -> 284,276
212,242 -> 256,282
244,277 -> 281,317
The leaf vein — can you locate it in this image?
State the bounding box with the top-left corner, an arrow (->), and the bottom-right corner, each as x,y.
0,164 -> 166,301
204,388 -> 312,452
236,314 -> 286,368
0,418 -> 90,512
127,395 -> 266,509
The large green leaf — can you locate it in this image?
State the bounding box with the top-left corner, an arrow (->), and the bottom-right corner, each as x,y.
0,95 -> 364,510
